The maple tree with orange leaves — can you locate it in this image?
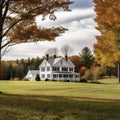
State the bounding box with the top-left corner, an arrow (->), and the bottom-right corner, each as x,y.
94,0 -> 120,82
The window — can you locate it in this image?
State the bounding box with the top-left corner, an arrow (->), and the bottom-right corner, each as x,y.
41,67 -> 45,71
77,74 -> 79,78
59,74 -> 62,78
47,67 -> 50,71
56,67 -> 59,71
47,74 -> 50,78
53,74 -> 59,78
69,74 -> 73,78
74,74 -> 79,78
63,74 -> 68,78
41,74 -> 45,78
53,74 -> 57,78
62,67 -> 68,72
69,67 -> 73,72
52,67 -> 59,71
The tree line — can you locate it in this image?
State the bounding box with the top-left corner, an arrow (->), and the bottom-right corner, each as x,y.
0,47 -> 118,81
0,57 -> 43,80
0,0 -> 119,82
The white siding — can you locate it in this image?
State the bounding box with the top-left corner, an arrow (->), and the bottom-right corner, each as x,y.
39,60 -> 52,80
25,70 -> 39,81
39,57 -> 80,81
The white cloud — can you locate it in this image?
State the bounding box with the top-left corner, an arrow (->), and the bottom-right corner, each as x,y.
3,2 -> 100,60
36,7 -> 95,27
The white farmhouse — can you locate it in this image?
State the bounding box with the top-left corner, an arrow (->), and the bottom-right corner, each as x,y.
25,55 -> 80,81
39,55 -> 80,81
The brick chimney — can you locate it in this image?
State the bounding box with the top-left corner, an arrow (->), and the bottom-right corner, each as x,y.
46,54 -> 49,60
65,55 -> 68,61
54,55 -> 56,59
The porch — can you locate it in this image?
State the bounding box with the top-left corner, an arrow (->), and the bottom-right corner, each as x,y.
52,72 -> 80,81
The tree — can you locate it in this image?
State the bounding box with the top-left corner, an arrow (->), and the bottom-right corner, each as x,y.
0,61 -> 8,79
93,0 -> 120,82
6,63 -> 13,80
16,64 -> 24,79
79,47 -> 94,69
91,66 -> 104,81
69,55 -> 81,72
0,0 -> 73,64
104,66 -> 117,78
79,66 -> 87,76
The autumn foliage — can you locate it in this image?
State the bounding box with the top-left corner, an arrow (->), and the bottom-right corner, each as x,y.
69,55 -> 81,72
1,0 -> 72,81
79,66 -> 87,76
0,0 -> 72,60
94,0 -> 120,67
94,0 -> 120,82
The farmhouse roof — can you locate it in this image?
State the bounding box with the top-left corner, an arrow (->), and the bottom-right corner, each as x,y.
44,57 -> 75,67
47,58 -> 62,65
29,70 -> 39,76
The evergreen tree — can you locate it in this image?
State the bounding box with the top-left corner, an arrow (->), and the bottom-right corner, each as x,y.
35,74 -> 40,81
79,47 -> 94,69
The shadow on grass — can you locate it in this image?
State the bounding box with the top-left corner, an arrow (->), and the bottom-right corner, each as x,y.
88,81 -> 103,84
0,93 -> 120,120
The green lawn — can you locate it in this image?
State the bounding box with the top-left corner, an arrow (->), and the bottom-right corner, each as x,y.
0,78 -> 120,120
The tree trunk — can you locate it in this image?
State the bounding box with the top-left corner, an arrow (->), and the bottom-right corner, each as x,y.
118,62 -> 120,83
0,47 -> 1,67
0,28 -> 2,79
0,43 -> 2,80
0,0 -> 2,68
0,23 -> 2,78
0,0 -> 1,88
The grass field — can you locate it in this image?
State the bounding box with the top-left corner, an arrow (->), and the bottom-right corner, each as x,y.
0,78 -> 120,120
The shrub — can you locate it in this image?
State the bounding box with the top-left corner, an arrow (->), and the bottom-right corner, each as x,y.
79,66 -> 87,76
92,66 -> 104,81
35,74 -> 40,81
82,69 -> 93,80
12,77 -> 20,81
22,78 -> 29,81
80,78 -> 87,82
45,78 -> 50,81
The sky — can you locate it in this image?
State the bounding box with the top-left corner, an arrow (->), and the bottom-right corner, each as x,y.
3,0 -> 100,60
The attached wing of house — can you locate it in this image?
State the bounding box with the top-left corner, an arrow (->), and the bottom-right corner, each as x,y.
25,70 -> 39,81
